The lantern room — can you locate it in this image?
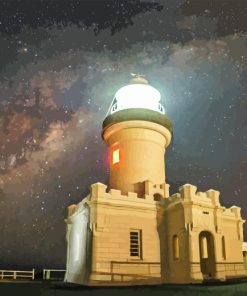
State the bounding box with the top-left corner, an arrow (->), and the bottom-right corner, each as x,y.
106,74 -> 165,115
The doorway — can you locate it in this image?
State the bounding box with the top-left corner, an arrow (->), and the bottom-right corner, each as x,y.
199,231 -> 216,279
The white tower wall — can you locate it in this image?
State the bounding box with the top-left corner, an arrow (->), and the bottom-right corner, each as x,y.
65,201 -> 91,284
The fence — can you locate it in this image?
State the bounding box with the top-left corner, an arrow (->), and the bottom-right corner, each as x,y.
0,269 -> 35,280
43,269 -> 66,280
109,261 -> 161,282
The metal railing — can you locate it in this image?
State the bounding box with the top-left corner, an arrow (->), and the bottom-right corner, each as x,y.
109,261 -> 160,281
0,269 -> 35,280
43,269 -> 66,280
110,102 -> 165,115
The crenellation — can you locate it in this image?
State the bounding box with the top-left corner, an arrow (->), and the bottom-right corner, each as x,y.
223,208 -> 240,218
160,183 -> 170,197
172,185 -> 223,209
179,184 -> 197,200
206,189 -> 220,206
90,182 -> 107,200
144,193 -> 153,201
143,180 -> 169,199
230,206 -> 241,218
196,192 -> 207,198
127,192 -> 138,198
144,180 -> 154,195
108,188 -> 122,196
88,180 -> 173,204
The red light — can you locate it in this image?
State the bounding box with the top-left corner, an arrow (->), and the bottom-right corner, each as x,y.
113,148 -> 120,164
109,144 -> 123,167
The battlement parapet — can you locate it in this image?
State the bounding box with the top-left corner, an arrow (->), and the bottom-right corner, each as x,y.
230,206 -> 242,218
196,192 -> 207,198
90,182 -> 107,199
89,181 -> 169,204
169,184 -> 245,224
206,189 -> 220,206
143,180 -> 170,198
179,184 -> 197,200
108,188 -> 122,196
175,184 -> 221,207
127,192 -> 138,198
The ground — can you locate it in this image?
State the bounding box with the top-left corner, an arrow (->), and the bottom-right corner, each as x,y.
1,281 -> 247,296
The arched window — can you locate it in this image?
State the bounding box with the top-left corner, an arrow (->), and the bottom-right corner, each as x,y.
222,236 -> 226,260
200,236 -> 208,258
153,193 -> 162,201
173,235 -> 179,260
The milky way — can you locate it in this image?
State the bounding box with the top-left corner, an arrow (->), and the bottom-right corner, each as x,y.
0,0 -> 247,270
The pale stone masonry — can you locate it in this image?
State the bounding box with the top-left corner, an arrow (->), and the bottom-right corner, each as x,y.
164,184 -> 245,282
64,75 -> 246,285
88,182 -> 162,283
65,181 -> 246,284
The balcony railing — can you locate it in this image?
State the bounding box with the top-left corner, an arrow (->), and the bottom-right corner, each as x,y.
110,102 -> 165,115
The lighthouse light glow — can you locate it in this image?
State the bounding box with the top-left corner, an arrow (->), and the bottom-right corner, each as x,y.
107,77 -> 165,115
116,84 -> 160,107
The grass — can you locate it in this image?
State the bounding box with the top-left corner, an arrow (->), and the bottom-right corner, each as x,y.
1,280 -> 247,296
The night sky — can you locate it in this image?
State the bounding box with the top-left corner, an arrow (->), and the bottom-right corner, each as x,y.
0,0 -> 247,271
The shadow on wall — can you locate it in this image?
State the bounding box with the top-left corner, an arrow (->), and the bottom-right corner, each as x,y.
156,202 -> 167,282
156,199 -> 194,283
199,231 -> 216,280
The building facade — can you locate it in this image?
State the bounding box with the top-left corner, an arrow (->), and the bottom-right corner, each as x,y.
64,76 -> 246,285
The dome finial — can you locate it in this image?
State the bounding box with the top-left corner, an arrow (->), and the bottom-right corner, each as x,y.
129,73 -> 149,85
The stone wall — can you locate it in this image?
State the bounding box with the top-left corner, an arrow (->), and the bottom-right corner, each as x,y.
88,182 -> 163,284
165,184 -> 246,282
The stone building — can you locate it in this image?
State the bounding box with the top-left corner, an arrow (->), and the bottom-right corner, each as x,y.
64,75 -> 246,285
243,243 -> 247,275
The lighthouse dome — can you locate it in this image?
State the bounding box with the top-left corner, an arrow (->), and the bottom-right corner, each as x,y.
108,75 -> 165,115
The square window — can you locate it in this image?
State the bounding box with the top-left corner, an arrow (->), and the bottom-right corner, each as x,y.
130,230 -> 142,258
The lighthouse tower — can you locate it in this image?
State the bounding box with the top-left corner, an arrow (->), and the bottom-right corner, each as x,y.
65,75 -> 246,285
102,75 -> 172,196
65,75 -> 173,285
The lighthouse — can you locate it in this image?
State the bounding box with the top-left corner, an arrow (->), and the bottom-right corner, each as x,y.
64,75 -> 246,286
102,74 -> 172,196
